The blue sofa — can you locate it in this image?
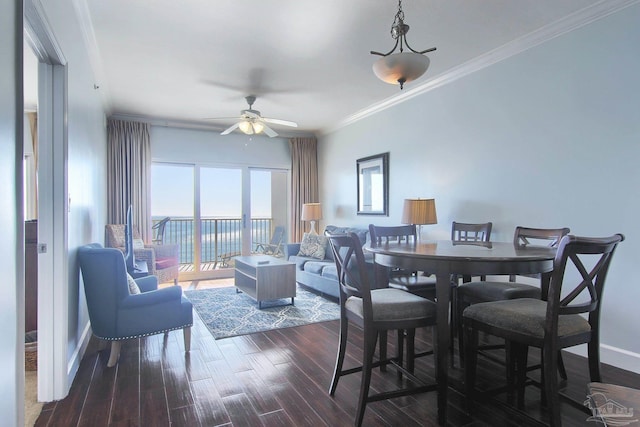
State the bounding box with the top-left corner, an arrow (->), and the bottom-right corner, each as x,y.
284,225 -> 381,299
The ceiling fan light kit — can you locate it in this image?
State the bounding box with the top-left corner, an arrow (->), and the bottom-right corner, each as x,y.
371,0 -> 436,89
238,120 -> 264,135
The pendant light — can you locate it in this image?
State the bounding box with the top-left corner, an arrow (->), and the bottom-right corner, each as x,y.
371,0 -> 436,89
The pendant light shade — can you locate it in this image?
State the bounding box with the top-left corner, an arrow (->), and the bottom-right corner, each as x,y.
372,52 -> 431,87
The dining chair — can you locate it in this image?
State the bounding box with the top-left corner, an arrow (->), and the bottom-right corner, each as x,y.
451,221 -> 492,242
368,224 -> 438,298
451,221 -> 493,282
327,233 -> 438,427
463,233 -> 624,427
456,226 -> 570,365
370,222 -> 492,367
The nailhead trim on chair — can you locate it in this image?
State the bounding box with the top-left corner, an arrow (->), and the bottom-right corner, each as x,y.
94,323 -> 193,341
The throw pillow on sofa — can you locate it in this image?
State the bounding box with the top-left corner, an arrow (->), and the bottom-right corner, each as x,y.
298,233 -> 328,259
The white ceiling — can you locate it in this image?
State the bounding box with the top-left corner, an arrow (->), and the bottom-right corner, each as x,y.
29,0 -> 615,136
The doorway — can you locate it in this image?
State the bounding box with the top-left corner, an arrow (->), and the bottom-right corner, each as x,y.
25,1 -> 70,403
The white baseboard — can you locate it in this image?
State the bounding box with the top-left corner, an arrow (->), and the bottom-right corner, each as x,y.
66,322 -> 92,386
565,344 -> 640,375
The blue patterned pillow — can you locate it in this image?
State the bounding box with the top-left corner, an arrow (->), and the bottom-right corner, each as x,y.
298,233 -> 328,259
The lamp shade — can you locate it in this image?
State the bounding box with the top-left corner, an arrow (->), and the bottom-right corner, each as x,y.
301,203 -> 323,221
401,198 -> 437,225
372,52 -> 430,86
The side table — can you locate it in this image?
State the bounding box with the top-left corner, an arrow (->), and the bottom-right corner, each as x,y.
234,255 -> 296,309
128,259 -> 149,279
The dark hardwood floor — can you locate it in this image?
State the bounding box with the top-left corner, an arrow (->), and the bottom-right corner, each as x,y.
34,312 -> 639,427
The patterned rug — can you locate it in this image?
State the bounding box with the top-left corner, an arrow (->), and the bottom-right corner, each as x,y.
184,286 -> 340,339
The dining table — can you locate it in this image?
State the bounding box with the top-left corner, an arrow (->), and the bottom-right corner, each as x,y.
365,239 -> 557,425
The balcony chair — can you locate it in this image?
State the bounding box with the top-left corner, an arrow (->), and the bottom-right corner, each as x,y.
463,233 -> 624,427
253,225 -> 285,257
456,226 -> 570,366
78,243 -> 193,367
105,224 -> 180,285
152,216 -> 171,244
327,232 -> 438,427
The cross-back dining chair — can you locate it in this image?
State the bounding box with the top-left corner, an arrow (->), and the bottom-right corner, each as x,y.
463,233 -> 624,427
456,226 -> 570,365
327,232 -> 438,427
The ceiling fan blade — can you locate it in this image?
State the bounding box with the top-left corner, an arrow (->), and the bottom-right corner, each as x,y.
261,124 -> 278,138
262,117 -> 298,127
221,122 -> 240,135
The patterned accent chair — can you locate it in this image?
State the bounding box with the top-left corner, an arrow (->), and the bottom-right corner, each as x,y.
105,224 -> 180,285
78,243 -> 192,367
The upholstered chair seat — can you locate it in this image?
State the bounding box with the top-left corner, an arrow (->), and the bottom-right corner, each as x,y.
457,281 -> 540,304
345,288 -> 437,322
463,298 -> 590,341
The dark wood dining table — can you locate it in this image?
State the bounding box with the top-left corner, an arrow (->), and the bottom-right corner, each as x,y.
366,240 -> 557,425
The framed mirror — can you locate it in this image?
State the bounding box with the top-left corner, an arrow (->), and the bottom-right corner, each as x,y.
357,152 -> 389,216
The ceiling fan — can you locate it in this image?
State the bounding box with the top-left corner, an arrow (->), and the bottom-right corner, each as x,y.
207,95 -> 298,138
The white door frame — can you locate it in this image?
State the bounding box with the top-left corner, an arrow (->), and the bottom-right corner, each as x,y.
25,0 -> 70,401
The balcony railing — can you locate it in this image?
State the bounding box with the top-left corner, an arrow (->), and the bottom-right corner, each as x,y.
154,217 -> 274,268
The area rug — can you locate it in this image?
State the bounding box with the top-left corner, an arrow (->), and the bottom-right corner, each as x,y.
184,285 -> 340,339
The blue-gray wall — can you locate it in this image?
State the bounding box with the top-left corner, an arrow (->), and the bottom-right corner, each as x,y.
319,4 -> 640,372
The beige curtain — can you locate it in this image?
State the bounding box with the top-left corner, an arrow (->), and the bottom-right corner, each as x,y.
27,112 -> 38,217
289,137 -> 319,242
107,119 -> 152,242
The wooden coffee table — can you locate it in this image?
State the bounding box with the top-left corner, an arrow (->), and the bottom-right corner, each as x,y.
234,255 -> 296,309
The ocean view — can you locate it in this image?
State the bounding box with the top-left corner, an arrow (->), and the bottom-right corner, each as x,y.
157,217 -> 273,264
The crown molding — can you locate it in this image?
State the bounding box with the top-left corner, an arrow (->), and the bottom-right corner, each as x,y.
325,0 -> 640,135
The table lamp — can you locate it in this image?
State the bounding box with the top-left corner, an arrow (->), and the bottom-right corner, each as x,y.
401,198 -> 437,241
301,203 -> 323,235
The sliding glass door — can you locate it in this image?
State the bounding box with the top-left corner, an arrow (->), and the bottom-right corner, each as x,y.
199,166 -> 242,277
151,162 -> 288,281
250,169 -> 288,256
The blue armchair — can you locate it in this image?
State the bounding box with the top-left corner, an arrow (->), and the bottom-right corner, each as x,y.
78,243 -> 193,367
